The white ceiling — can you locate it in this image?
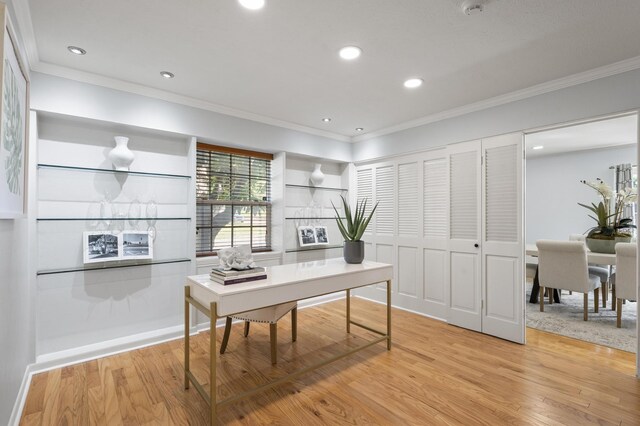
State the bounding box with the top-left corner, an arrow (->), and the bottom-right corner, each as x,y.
525,114 -> 638,158
21,0 -> 640,141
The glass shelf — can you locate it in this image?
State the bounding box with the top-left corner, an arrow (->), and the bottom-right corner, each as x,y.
37,217 -> 191,221
285,245 -> 343,253
37,258 -> 192,276
38,163 -> 191,179
285,184 -> 348,192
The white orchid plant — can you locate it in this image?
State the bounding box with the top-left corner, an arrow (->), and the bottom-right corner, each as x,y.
579,178 -> 637,239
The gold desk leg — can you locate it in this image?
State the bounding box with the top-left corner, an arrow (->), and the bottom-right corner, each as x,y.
184,286 -> 190,390
386,280 -> 392,350
210,302 -> 218,426
346,289 -> 351,333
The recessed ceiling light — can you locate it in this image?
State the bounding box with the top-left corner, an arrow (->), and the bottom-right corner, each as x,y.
355,128 -> 364,132
532,145 -> 544,150
239,0 -> 265,10
403,78 -> 423,88
160,71 -> 175,79
339,46 -> 362,60
322,118 -> 331,123
67,46 -> 86,55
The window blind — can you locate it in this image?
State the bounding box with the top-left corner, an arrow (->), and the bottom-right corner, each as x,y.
196,143 -> 272,256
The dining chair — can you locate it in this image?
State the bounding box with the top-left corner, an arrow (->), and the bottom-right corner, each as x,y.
613,243 -> 637,328
569,234 -> 611,307
219,302 -> 297,364
537,240 -> 601,320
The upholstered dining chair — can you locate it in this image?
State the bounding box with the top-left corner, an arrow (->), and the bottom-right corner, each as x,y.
569,234 -> 611,307
613,243 -> 637,328
537,240 -> 601,320
219,302 -> 297,364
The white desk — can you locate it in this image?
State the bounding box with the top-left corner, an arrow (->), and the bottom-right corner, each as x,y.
184,258 -> 393,425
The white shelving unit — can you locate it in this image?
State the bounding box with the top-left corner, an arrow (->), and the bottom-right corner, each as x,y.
33,111 -> 196,357
281,155 -> 354,264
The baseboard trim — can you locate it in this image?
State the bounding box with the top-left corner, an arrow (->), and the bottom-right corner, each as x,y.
8,363 -> 35,426
353,294 -> 447,323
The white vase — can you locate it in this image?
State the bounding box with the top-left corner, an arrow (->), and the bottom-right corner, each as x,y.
108,136 -> 135,171
310,163 -> 325,186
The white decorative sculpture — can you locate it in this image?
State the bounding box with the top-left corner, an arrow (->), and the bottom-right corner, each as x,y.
108,136 -> 135,171
218,245 -> 256,270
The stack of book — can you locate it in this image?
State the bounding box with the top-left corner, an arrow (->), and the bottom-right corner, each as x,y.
210,266 -> 267,285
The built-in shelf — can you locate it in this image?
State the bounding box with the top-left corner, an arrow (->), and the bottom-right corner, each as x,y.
285,245 -> 343,253
285,217 -> 344,220
37,258 -> 192,276
38,163 -> 191,179
285,183 -> 348,192
37,217 -> 191,221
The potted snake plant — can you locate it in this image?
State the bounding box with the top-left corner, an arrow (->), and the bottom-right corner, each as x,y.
332,195 -> 378,264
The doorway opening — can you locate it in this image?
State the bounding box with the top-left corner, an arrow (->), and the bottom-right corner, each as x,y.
524,112 -> 638,358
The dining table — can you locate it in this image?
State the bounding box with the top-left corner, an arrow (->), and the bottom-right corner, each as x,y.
525,243 -> 616,304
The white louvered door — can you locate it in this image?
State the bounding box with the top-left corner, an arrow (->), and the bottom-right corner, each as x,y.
481,133 -> 525,343
448,141 -> 482,332
422,150 -> 449,319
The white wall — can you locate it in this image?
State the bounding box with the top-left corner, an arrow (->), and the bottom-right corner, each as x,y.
526,145 -> 637,244
353,68 -> 640,162
29,73 -> 352,163
0,218 -> 33,424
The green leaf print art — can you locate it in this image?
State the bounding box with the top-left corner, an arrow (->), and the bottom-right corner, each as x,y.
2,58 -> 23,195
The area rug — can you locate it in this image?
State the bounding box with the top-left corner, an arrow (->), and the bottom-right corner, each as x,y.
526,283 -> 637,353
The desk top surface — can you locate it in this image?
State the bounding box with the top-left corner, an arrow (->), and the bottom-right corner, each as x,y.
187,258 -> 393,297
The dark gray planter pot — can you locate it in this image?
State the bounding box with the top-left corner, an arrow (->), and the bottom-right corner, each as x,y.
344,240 -> 365,264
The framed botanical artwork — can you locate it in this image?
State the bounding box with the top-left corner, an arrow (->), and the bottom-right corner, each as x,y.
83,232 -> 121,264
122,231 -> 153,260
0,7 -> 29,219
314,225 -> 329,245
297,225 -> 317,246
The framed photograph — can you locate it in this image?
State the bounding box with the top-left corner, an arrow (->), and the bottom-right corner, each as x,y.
314,226 -> 329,245
297,225 -> 317,246
0,10 -> 29,219
122,231 -> 153,260
83,232 -> 120,264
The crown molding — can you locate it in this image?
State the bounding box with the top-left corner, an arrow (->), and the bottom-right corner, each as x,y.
12,0 -> 640,146
7,0 -> 39,68
31,61 -> 352,142
353,55 -> 640,143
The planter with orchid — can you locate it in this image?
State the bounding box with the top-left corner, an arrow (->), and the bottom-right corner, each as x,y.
578,178 -> 637,253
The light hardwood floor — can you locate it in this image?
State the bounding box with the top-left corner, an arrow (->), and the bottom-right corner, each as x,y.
20,298 -> 640,425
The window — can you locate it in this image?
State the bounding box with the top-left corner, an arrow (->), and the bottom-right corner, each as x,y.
196,143 -> 272,256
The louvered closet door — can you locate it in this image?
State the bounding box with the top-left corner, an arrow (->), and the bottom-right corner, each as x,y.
373,164 -> 396,289
357,167 -> 375,262
448,141 -> 482,332
394,161 -> 420,308
422,150 -> 449,319
481,133 -> 525,343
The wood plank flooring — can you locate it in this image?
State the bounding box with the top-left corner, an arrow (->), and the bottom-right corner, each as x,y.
20,298 -> 640,425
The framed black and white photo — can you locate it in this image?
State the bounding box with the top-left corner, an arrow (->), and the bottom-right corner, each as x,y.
83,232 -> 120,264
0,10 -> 29,219
122,231 -> 153,260
297,225 -> 317,246
314,226 -> 329,245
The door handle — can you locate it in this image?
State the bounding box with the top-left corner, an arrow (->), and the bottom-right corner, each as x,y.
474,243 -> 479,248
